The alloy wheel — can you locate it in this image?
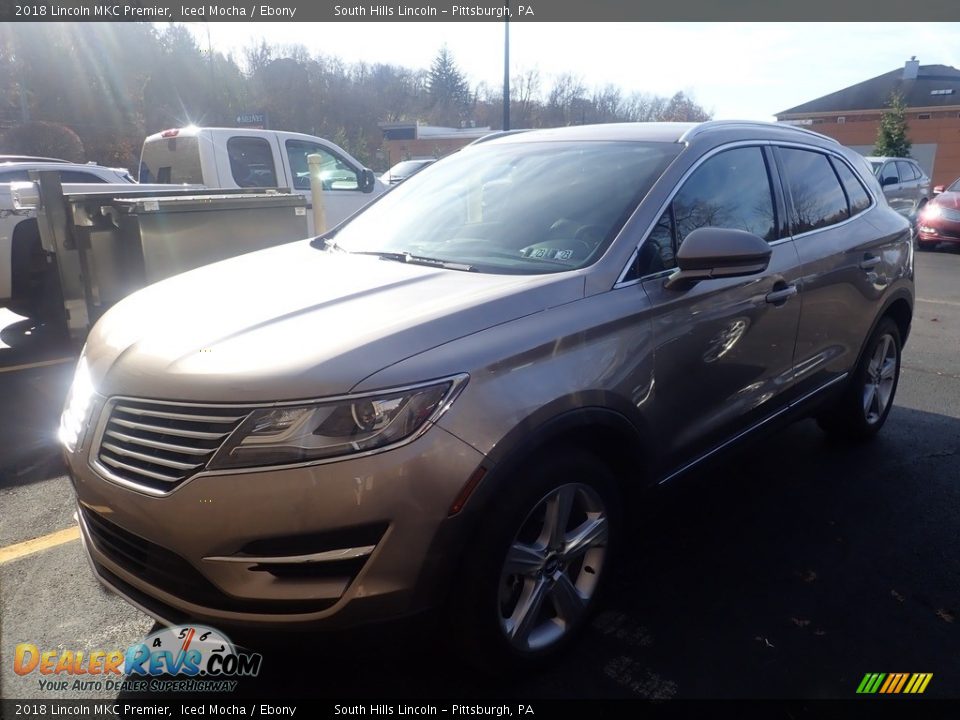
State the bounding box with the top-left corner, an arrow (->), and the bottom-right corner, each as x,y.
497,483 -> 609,652
863,332 -> 898,425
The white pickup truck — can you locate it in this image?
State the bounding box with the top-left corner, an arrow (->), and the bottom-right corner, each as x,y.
139,126 -> 387,234
2,128 -> 387,311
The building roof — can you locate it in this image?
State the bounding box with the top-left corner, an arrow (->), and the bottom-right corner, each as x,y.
777,63 -> 960,117
378,122 -> 492,141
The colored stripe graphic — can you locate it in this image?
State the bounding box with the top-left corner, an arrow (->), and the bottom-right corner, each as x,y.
857,672 -> 932,694
892,673 -> 910,694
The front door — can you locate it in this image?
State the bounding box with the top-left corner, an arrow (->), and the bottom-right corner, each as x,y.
638,145 -> 803,469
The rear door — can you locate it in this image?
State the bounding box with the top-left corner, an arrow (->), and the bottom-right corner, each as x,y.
879,161 -> 909,215
639,144 -> 803,468
216,134 -> 281,190
896,160 -> 921,214
776,146 -> 894,397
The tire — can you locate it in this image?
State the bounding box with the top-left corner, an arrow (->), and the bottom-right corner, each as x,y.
449,449 -> 621,672
817,317 -> 902,442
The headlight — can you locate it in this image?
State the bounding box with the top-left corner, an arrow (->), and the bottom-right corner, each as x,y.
58,354 -> 96,453
208,375 -> 468,470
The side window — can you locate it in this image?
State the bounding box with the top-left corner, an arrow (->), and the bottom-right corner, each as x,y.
0,170 -> 31,182
58,171 -> 107,183
830,158 -> 872,216
673,146 -> 777,244
227,137 -> 278,188
880,162 -> 899,187
285,140 -> 359,191
779,148 -> 849,234
896,161 -> 916,183
633,146 -> 775,279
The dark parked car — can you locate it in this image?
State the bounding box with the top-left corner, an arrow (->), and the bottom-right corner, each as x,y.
62,121 -> 913,668
916,177 -> 960,249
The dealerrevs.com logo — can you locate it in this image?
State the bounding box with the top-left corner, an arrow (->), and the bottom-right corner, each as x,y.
13,625 -> 262,693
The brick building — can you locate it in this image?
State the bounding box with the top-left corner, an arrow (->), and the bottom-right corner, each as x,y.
378,122 -> 491,168
776,59 -> 960,187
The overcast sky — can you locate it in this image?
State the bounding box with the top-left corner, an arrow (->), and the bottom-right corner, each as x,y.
183,22 -> 960,121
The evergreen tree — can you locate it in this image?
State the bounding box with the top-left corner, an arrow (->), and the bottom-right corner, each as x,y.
427,46 -> 470,126
874,92 -> 912,157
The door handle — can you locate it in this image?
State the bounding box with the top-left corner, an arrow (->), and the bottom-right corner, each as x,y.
859,255 -> 882,270
765,284 -> 798,304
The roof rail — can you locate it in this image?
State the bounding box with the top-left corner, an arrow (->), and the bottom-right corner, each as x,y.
679,120 -> 839,144
467,128 -> 533,146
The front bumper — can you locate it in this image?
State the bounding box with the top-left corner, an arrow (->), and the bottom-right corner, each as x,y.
917,219 -> 960,244
67,417 -> 485,630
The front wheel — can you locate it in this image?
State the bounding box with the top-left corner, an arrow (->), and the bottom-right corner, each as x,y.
817,317 -> 902,442
450,450 -> 620,671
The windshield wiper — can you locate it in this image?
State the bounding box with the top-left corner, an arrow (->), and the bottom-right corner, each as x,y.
353,250 -> 476,272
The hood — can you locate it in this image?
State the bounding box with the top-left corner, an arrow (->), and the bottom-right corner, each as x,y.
85,240 -> 583,402
932,191 -> 960,210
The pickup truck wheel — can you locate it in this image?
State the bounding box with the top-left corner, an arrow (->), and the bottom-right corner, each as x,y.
817,318 -> 901,442
450,449 -> 620,672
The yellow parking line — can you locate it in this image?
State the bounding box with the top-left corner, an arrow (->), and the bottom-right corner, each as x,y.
0,356 -> 76,374
0,526 -> 81,565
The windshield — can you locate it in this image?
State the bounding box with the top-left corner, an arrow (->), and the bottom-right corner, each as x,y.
332,141 -> 680,274
947,178 -> 960,192
867,159 -> 883,176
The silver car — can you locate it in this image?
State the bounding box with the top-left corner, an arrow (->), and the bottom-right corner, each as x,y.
62,121 -> 913,667
866,156 -> 930,218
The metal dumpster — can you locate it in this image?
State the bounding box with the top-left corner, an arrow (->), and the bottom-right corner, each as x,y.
15,173 -> 308,339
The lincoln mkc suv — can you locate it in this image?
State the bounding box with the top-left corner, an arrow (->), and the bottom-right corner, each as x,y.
62,121 -> 914,666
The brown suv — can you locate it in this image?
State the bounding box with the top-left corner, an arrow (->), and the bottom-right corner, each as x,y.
61,121 -> 913,667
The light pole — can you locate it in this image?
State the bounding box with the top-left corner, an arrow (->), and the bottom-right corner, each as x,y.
502,12 -> 510,131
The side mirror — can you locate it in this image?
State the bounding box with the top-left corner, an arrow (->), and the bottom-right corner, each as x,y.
881,176 -> 898,187
933,185 -> 944,195
665,227 -> 772,290
359,168 -> 376,194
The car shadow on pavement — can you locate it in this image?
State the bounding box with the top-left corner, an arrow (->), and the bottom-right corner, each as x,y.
114,405 -> 960,700
0,361 -> 72,490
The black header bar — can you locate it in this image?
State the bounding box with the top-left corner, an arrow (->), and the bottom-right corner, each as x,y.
1,0 -> 958,22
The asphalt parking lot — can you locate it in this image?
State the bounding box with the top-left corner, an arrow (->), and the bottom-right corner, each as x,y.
1,248 -> 958,701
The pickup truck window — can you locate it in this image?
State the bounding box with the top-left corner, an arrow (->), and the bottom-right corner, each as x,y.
227,137 -> 278,188
139,135 -> 204,184
285,140 -> 359,191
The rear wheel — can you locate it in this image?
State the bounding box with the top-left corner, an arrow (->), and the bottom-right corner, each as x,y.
450,449 -> 620,671
817,317 -> 901,442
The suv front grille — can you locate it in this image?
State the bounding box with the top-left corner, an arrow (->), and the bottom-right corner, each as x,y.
96,399 -> 250,492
